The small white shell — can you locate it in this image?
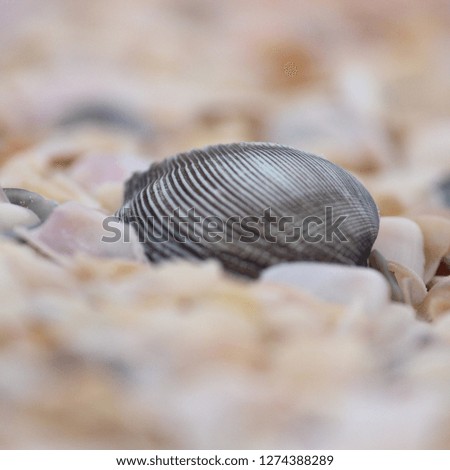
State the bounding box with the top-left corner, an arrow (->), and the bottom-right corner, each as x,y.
261,261 -> 390,314
419,277 -> 450,321
373,217 -> 425,279
0,203 -> 40,231
412,215 -> 450,284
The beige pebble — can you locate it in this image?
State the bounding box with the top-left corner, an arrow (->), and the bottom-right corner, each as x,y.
373,217 -> 425,279
17,201 -> 146,263
419,278 -> 450,321
261,262 -> 390,315
0,203 -> 40,231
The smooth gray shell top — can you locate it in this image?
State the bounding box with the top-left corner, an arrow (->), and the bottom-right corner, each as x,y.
118,142 -> 380,278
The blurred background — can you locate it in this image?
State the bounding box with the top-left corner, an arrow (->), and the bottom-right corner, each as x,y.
1,0 -> 449,181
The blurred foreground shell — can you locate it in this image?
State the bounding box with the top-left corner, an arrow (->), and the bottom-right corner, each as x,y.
56,102 -> 152,138
118,142 -> 380,277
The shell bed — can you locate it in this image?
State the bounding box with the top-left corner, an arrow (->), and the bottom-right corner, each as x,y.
0,0 -> 449,450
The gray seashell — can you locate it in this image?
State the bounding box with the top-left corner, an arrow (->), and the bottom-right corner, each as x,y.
56,102 -> 152,137
117,142 -> 380,278
3,188 -> 58,223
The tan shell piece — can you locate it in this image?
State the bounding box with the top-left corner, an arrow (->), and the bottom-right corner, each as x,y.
412,215 -> 450,284
371,192 -> 407,217
387,260 -> 428,307
373,217 -> 428,307
419,278 -> 450,321
368,168 -> 440,216
1,153 -> 99,207
373,217 -> 425,279
94,182 -> 124,214
0,133 -> 146,209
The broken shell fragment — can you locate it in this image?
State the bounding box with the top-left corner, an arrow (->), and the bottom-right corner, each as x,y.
412,215 -> 450,284
373,217 -> 427,306
373,217 -> 425,279
368,249 -> 404,302
388,260 -> 428,307
17,201 -> 146,263
419,278 -> 450,321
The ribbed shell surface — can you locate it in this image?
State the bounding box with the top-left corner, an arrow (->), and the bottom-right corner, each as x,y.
118,142 -> 380,277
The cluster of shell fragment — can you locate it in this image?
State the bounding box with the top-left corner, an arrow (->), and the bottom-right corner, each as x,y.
117,142 -> 380,277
